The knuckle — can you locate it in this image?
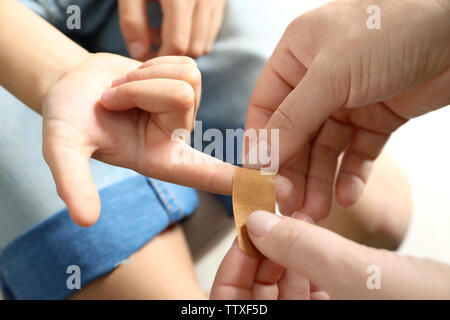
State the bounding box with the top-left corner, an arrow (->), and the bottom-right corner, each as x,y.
181,64 -> 201,86
119,82 -> 138,99
172,82 -> 195,109
271,107 -> 298,137
126,70 -> 141,82
187,47 -> 203,59
285,18 -> 300,36
285,15 -> 310,39
317,51 -> 351,106
276,222 -> 310,258
169,38 -> 188,55
181,56 -> 197,67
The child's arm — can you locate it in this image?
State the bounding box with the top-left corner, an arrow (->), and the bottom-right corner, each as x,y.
0,0 -> 234,226
0,0 -> 89,113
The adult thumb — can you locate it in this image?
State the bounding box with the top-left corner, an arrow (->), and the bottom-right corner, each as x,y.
264,57 -> 347,167
246,211 -> 450,299
43,142 -> 100,227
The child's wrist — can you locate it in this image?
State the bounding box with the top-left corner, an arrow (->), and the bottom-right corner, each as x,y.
39,49 -> 91,114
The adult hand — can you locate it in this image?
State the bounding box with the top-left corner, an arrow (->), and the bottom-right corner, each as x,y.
246,0 -> 450,220
212,211 -> 450,299
118,0 -> 226,60
211,214 -> 329,300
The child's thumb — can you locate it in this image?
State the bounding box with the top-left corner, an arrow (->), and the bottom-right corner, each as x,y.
43,142 -> 100,227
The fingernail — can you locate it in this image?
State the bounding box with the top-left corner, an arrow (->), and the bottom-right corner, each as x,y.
292,211 -> 314,223
247,211 -> 282,238
111,75 -> 127,87
101,87 -> 116,102
127,41 -> 146,59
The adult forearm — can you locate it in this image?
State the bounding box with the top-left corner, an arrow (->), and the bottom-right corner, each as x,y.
0,0 -> 89,113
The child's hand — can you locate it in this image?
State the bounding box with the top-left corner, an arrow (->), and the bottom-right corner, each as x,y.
42,53 -> 234,227
118,0 -> 226,60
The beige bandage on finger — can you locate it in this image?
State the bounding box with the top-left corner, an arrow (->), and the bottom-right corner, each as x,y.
232,167 -> 276,259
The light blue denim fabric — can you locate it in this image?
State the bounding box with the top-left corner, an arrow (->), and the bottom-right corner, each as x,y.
0,0 -> 292,299
0,176 -> 197,299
